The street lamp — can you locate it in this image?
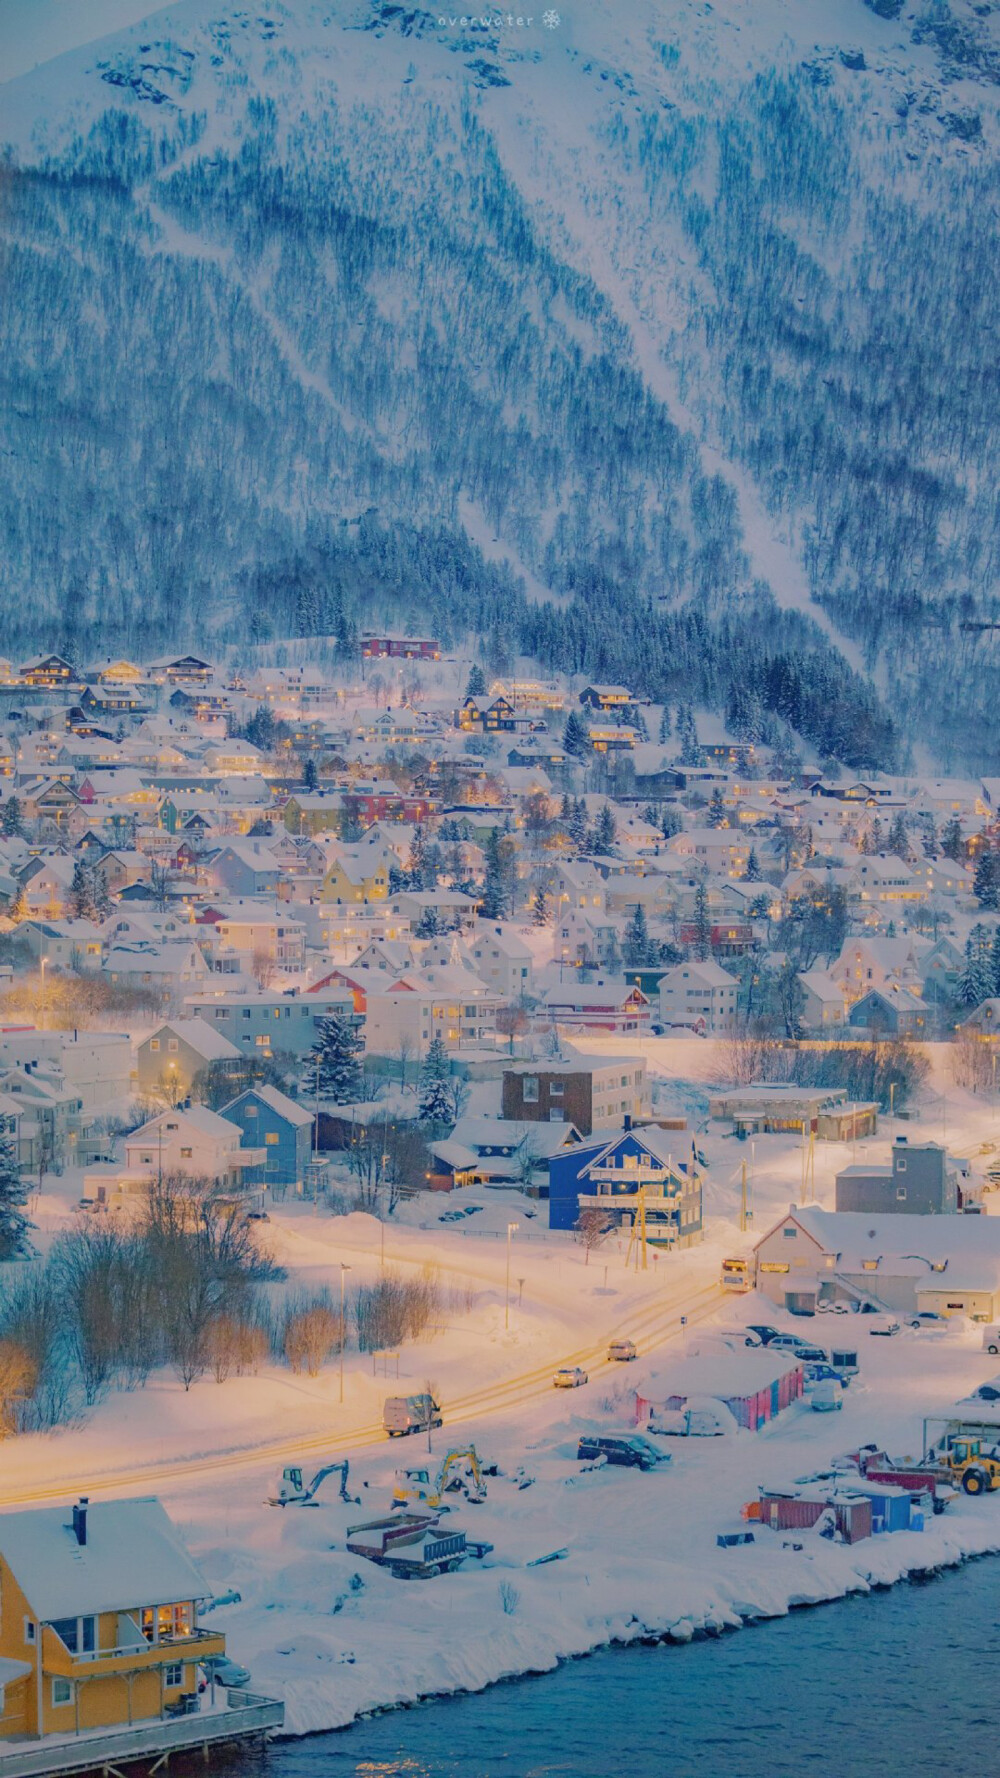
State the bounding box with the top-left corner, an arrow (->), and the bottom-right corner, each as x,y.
339,1263 -> 351,1404
39,955 -> 47,1031
505,1221 -> 519,1331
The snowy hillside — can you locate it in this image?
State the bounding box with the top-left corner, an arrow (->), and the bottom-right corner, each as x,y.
1,0 -> 998,765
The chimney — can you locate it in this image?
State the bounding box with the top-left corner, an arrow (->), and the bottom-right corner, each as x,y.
624,1113 -> 632,1132
72,1498 -> 88,1547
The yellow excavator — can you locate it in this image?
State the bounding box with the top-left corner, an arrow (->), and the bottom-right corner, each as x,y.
392,1446 -> 487,1510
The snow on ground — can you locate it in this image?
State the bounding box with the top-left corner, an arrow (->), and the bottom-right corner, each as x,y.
8,1061 -> 1000,1734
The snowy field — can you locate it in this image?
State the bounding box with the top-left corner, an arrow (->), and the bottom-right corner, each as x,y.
5,1056 -> 1000,1734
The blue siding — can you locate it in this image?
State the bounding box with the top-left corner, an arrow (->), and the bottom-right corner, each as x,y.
548,1140 -> 607,1230
223,1089 -> 312,1188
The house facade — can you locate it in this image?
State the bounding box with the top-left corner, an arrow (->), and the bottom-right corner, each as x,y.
0,1497 -> 226,1742
221,1084 -> 313,1191
548,1124 -> 703,1248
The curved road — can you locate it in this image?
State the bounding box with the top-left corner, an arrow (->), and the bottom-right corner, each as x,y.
0,1227 -> 726,1507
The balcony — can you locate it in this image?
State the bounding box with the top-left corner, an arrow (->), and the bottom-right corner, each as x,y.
42,1625 -> 225,1681
0,1693 -> 284,1778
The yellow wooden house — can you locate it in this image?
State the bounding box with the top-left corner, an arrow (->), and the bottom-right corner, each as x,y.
0,1497 -> 227,1743
321,852 -> 388,904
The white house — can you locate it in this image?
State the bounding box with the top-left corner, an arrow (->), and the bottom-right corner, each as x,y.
658,960 -> 738,1034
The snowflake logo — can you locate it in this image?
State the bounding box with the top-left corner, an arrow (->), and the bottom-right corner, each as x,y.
542,8 -> 561,26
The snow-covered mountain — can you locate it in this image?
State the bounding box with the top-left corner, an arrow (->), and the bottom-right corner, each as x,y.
1,0 -> 999,766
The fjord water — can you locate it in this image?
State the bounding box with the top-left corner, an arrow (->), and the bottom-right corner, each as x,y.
263,1559 -> 996,1778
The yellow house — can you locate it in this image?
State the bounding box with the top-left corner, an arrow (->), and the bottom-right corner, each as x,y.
321,853 -> 388,904
0,1497 -> 227,1743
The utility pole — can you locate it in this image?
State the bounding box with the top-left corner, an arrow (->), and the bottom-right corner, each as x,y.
505,1221 -> 519,1330
740,1159 -> 748,1233
339,1263 -> 351,1404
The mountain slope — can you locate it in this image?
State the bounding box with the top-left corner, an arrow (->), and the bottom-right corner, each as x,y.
1,0 -> 998,766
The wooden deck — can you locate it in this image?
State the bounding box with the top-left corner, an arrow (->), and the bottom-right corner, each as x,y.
0,1692 -> 284,1778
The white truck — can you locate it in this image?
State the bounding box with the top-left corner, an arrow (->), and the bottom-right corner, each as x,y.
383,1393 -> 443,1438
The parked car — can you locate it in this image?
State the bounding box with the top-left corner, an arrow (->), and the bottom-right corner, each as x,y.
651,1399 -> 733,1437
745,1325 -> 784,1346
768,1334 -> 828,1362
576,1435 -> 670,1470
816,1300 -> 850,1315
200,1656 -> 251,1689
245,1210 -> 269,1222
866,1315 -> 901,1337
962,1376 -> 1000,1403
809,1379 -> 844,1413
554,1366 -> 588,1389
607,1339 -> 637,1362
803,1361 -> 850,1391
982,1324 -> 1000,1355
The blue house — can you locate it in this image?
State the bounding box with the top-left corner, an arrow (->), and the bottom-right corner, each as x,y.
221,1084 -> 314,1192
548,1122 -> 704,1249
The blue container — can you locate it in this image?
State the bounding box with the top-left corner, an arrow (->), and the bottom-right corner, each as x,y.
911,1510 -> 925,1532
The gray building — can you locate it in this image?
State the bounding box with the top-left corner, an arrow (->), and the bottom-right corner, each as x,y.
835,1137 -> 957,1216
184,989 -> 356,1058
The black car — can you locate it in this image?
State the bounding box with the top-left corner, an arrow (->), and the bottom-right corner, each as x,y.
576,1436 -> 670,1472
745,1325 -> 784,1346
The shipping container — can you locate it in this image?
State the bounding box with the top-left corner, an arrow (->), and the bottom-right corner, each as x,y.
759,1491 -> 872,1543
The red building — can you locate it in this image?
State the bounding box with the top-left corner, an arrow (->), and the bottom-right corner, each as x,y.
677,920 -> 754,956
362,634 -> 440,660
342,785 -> 436,824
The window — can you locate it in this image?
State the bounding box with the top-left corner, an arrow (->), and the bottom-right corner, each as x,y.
150,1038 -> 160,1052
180,1147 -> 192,1159
163,1663 -> 183,1689
24,1619 -> 36,1646
550,1081 -> 563,1098
782,1226 -> 797,1239
167,1039 -> 178,1053
245,1104 -> 257,1118
51,1679 -> 73,1709
265,1132 -> 279,1146
896,1184 -> 907,1201
523,1077 -> 539,1104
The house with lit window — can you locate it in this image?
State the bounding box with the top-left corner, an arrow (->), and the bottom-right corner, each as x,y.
0,1495 -> 270,1746
548,1122 -> 703,1247
136,1018 -> 242,1098
221,1084 -> 314,1191
184,989 -> 357,1057
83,1108 -> 267,1214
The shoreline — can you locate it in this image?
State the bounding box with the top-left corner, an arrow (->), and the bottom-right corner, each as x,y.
259,1503 -> 1000,1741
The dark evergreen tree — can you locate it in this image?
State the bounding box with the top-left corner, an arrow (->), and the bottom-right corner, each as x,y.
941,817 -> 965,861
658,707 -> 672,744
957,934 -> 993,1009
595,804 -> 617,854
623,903 -> 652,969
562,710 -> 590,759
974,850 -> 999,910
418,1034 -> 453,1128
888,813 -> 910,859
2,797 -> 23,838
308,1011 -> 364,1104
415,907 -> 441,937
465,663 -> 487,699
990,928 -> 1000,998
480,827 -> 513,920
70,859 -> 96,920
0,1135 -> 32,1259
692,874 -> 711,960
303,756 -> 319,792
531,887 -> 549,926
744,847 -> 761,881
707,788 -> 726,829
569,798 -> 590,852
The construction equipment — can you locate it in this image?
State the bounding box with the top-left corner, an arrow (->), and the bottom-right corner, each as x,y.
392,1446 -> 486,1510
267,1460 -> 360,1506
933,1434 -> 1000,1496
346,1513 -> 493,1579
